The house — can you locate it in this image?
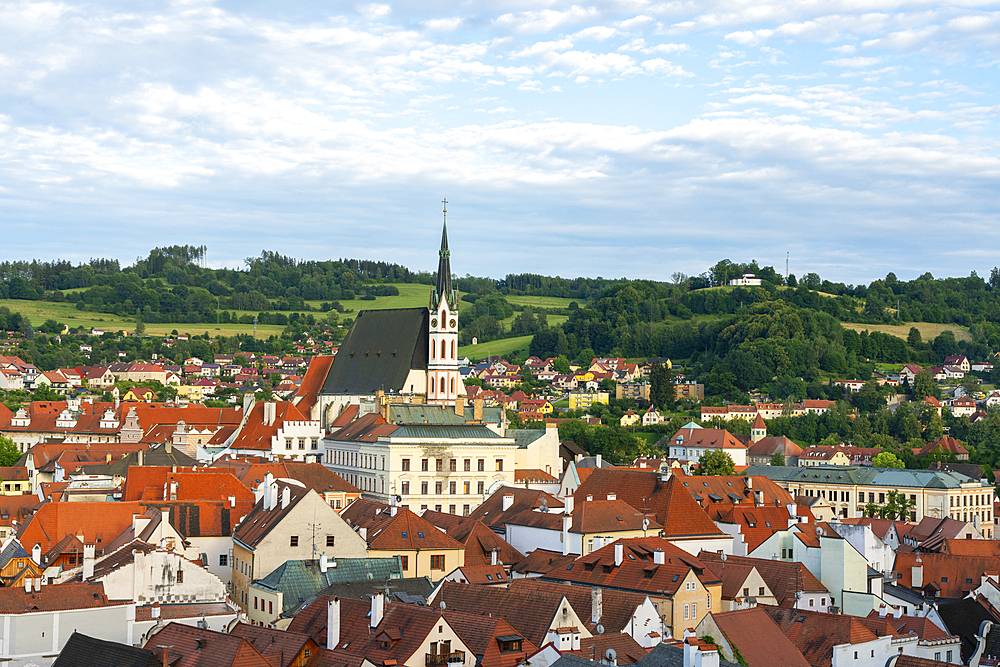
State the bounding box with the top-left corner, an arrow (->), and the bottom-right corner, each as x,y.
144,622 -> 275,667
729,273 -> 761,286
834,380 -> 865,393
0,582 -> 137,665
642,407 -> 662,427
51,631 -> 159,667
798,446 -> 851,467
418,511 -> 523,568
695,606 -> 811,667
229,623 -> 320,667
698,552 -> 830,613
915,437 -> 969,461
700,559 -> 778,611
943,356 -> 970,373
122,387 -> 157,402
0,539 -> 44,589
668,425 -> 748,466
231,476 -> 368,611
222,400 -> 324,463
540,537 -> 724,638
900,366 -> 922,384
620,410 -> 640,427
801,400 -> 836,415
761,606 -> 895,667
948,398 -> 976,418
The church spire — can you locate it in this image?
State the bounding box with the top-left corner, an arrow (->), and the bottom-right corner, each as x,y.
434,198 -> 454,308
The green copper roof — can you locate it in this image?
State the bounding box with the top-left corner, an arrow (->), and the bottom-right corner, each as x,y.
256,557 -> 402,614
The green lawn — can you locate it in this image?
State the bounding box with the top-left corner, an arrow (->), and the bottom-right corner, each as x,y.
307,283 -> 431,313
459,335 -> 533,360
841,322 -> 972,342
505,295 -> 583,309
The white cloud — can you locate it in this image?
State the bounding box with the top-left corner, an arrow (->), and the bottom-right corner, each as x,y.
824,56 -> 885,67
357,3 -> 391,20
725,29 -> 773,45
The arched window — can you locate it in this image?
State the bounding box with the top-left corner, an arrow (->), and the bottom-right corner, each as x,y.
429,377 -> 435,394
441,340 -> 447,358
451,340 -> 456,358
441,310 -> 446,324
431,342 -> 436,359
450,378 -> 455,394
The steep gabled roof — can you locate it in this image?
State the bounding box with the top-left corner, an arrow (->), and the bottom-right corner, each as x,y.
710,607 -> 811,667
144,622 -> 273,667
511,548 -> 577,576
232,482 -> 311,549
365,509 -> 465,551
320,308 -> 429,395
762,606 -> 878,667
419,511 -> 523,566
294,355 -> 334,414
229,623 -> 314,667
509,578 -> 650,636
52,631 -> 159,667
469,486 -> 564,531
698,552 -> 827,607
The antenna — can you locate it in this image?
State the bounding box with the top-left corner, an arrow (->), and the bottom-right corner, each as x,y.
786,251 -> 789,279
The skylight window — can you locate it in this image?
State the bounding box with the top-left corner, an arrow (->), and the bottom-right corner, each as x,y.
418,532 -> 424,538
401,532 -> 407,538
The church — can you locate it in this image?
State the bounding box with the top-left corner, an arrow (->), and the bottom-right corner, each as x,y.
312,212 -> 467,428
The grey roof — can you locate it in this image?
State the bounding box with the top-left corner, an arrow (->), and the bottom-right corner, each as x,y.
743,465 -> 986,489
551,656 -> 605,667
256,557 -> 402,615
391,424 -> 505,439
386,404 -> 504,426
52,632 -> 158,667
0,539 -> 29,570
882,583 -> 925,605
86,443 -> 198,476
937,598 -> 999,662
512,429 -> 546,448
320,308 -> 429,395
634,642 -> 741,667
318,577 -> 434,604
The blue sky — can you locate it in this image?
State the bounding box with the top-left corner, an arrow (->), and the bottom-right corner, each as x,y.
1,0 -> 998,284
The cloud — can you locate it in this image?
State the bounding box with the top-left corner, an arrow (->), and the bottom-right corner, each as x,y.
824,56 -> 885,67
356,3 -> 390,20
725,29 -> 773,46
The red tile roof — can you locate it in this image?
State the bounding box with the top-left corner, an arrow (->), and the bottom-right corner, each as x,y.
710,607 -> 811,667
698,552 -> 827,607
364,508 -> 465,551
144,622 -> 273,667
229,401 -> 314,451
294,356 -> 335,415
0,581 -> 119,613
121,467 -> 254,503
763,606 -> 878,667
509,578 -> 652,637
893,551 -> 1000,599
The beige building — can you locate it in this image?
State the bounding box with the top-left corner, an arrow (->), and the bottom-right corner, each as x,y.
746,465 -> 994,535
324,404 -> 559,516
568,392 -> 609,411
231,477 -> 367,611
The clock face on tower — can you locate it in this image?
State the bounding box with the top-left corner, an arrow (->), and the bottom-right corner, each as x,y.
431,318 -> 438,328
450,318 -> 456,328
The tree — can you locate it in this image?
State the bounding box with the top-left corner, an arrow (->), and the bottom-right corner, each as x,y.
0,435 -> 20,467
553,355 -> 571,374
907,327 -> 922,346
135,320 -> 146,336
770,452 -> 785,467
882,489 -> 916,521
694,450 -> 736,476
873,451 -> 905,469
911,370 -> 936,400
650,362 -> 675,411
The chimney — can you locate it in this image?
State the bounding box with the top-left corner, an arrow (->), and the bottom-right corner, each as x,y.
474,399 -> 483,422
229,496 -> 236,508
684,638 -> 719,667
34,576 -> 41,592
370,591 -> 385,630
320,553 -> 328,573
912,559 -> 923,589
502,494 -> 514,512
564,495 -> 574,515
151,603 -> 160,618
264,402 -> 276,426
281,486 -> 291,510
878,604 -> 887,618
491,548 -> 498,566
327,597 -> 341,650
654,549 -> 665,565
83,544 -> 96,580
261,473 -> 274,509
455,400 -> 464,418
746,477 -> 753,489
596,454 -> 602,468
614,541 -> 623,567
591,587 -> 603,624
562,514 -> 573,556
31,543 -> 41,565
137,448 -> 143,467
24,577 -> 31,593
165,440 -> 172,454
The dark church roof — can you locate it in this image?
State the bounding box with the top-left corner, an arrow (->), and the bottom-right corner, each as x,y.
320,308 -> 429,395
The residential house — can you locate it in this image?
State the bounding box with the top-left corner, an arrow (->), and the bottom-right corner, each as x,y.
698,552 -> 830,613
642,407 -> 662,427
348,505 -> 465,582
231,477 -> 368,611
667,425 -> 747,466
144,622 -> 275,667
620,410 -> 640,428
699,560 -> 778,611
695,607 -> 811,667
914,437 -> 969,461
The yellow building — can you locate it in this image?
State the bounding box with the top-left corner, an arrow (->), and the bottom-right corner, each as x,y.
362,508 -> 465,582
568,391 -> 609,411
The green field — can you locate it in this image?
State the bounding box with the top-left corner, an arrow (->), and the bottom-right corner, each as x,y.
0,299 -> 284,339
459,335 -> 532,360
505,295 -> 583,309
306,282 -> 431,312
841,322 -> 972,342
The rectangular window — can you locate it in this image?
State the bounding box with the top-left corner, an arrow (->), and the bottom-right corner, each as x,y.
477,481 -> 485,494
449,459 -> 457,472
254,597 -> 258,609
290,536 -> 299,547
759,587 -> 765,596
219,554 -> 228,566
463,505 -> 470,516
464,481 -> 470,494
402,459 -> 410,471
269,601 -> 273,615
449,504 -> 456,514
691,603 -> 696,618
401,555 -> 408,570
327,535 -> 335,547
422,459 -> 429,472
401,482 -> 410,495
495,459 -> 504,471
285,438 -> 292,450
449,481 -> 456,494
176,569 -> 183,583
298,439 -> 305,450
435,504 -> 442,512
683,604 -> 689,620
436,459 -> 443,472
464,459 -> 471,472
431,554 -> 446,570
421,482 -> 428,495
435,482 -> 443,494
478,459 -> 485,472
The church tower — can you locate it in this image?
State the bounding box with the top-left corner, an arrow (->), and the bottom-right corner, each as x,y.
427,199 -> 461,405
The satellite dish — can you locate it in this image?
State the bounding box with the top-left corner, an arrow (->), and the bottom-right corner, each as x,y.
721,553 -> 727,562
596,624 -> 604,635
395,495 -> 402,503
440,601 -> 447,610
606,649 -> 617,661
642,518 -> 649,530
367,573 -> 374,580
816,526 -> 823,536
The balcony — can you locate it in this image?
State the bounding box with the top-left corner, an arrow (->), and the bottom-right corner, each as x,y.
426,652 -> 465,666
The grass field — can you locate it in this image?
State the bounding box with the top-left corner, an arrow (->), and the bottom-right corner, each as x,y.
0,299 -> 284,339
306,283 -> 431,313
505,295 -> 583,309
459,335 -> 532,360
841,322 -> 972,342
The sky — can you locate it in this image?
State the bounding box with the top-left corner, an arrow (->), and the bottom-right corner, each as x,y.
1,0 -> 998,285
